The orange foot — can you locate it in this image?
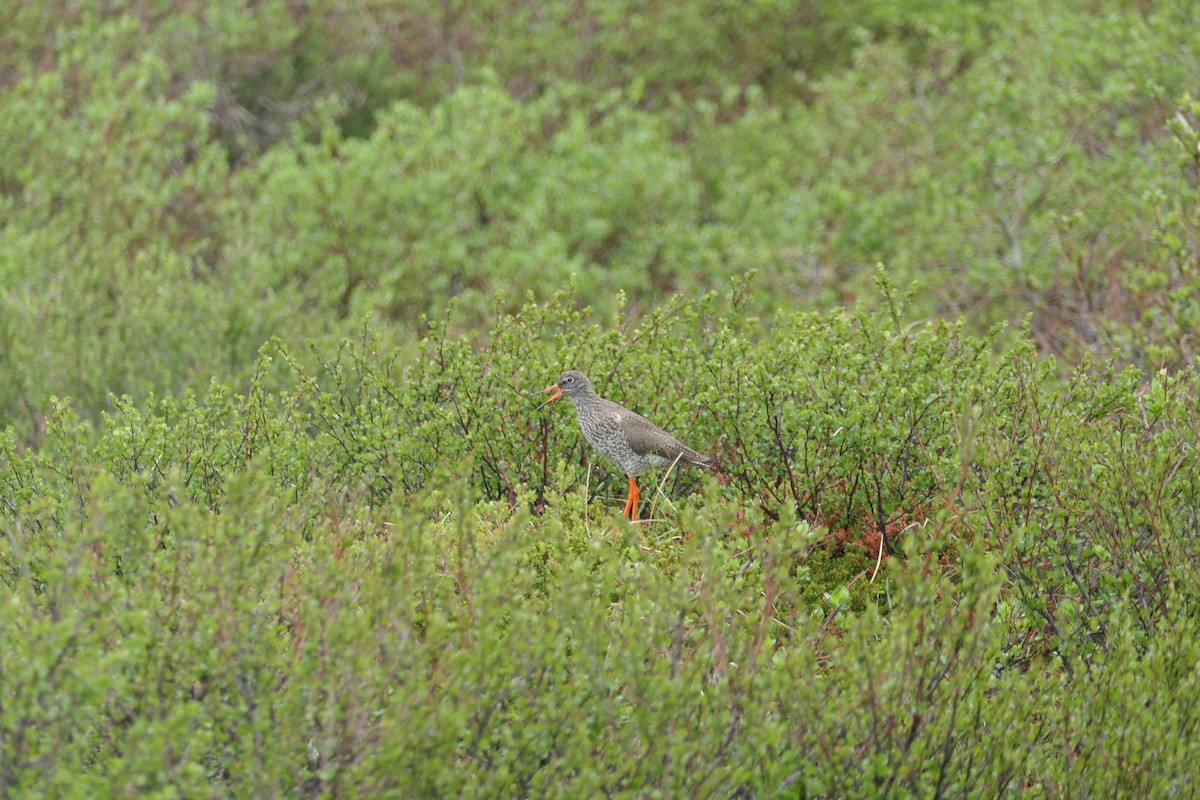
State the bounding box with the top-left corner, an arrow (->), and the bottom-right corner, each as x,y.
623,476 -> 641,522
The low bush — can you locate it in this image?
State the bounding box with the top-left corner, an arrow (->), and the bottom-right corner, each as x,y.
5,2 -> 1200,442
5,295 -> 1200,794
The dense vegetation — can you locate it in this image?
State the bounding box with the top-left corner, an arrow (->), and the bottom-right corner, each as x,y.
4,0 -> 1200,795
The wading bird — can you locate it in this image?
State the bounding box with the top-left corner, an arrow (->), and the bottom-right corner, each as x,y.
541,370 -> 716,521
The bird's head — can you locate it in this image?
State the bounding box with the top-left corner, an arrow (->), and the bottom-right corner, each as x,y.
541,370 -> 592,405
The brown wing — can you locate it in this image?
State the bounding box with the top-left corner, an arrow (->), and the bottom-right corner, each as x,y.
610,403 -> 716,467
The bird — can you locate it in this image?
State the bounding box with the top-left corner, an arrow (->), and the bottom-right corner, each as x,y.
541,370 -> 716,522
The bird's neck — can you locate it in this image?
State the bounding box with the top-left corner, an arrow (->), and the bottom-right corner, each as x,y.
568,390 -> 597,409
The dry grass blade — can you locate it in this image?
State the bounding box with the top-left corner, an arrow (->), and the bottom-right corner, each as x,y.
644,452 -> 685,525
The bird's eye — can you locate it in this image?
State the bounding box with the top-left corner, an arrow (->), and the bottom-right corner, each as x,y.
565,376 -> 574,383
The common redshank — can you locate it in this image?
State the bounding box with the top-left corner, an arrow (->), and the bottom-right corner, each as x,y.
542,370 -> 716,521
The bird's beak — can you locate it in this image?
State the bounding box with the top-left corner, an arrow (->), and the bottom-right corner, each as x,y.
538,384 -> 563,409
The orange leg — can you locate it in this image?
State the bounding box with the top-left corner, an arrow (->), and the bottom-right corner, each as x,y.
624,476 -> 641,522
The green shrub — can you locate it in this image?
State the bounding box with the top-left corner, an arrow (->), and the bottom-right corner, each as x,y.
6,294 -> 1200,793
6,0 -> 1200,442
5,3 -> 1200,791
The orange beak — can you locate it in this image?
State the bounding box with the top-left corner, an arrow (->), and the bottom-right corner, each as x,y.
539,383 -> 563,409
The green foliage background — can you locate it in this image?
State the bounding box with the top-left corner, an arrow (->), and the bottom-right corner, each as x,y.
4,0 -> 1200,795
